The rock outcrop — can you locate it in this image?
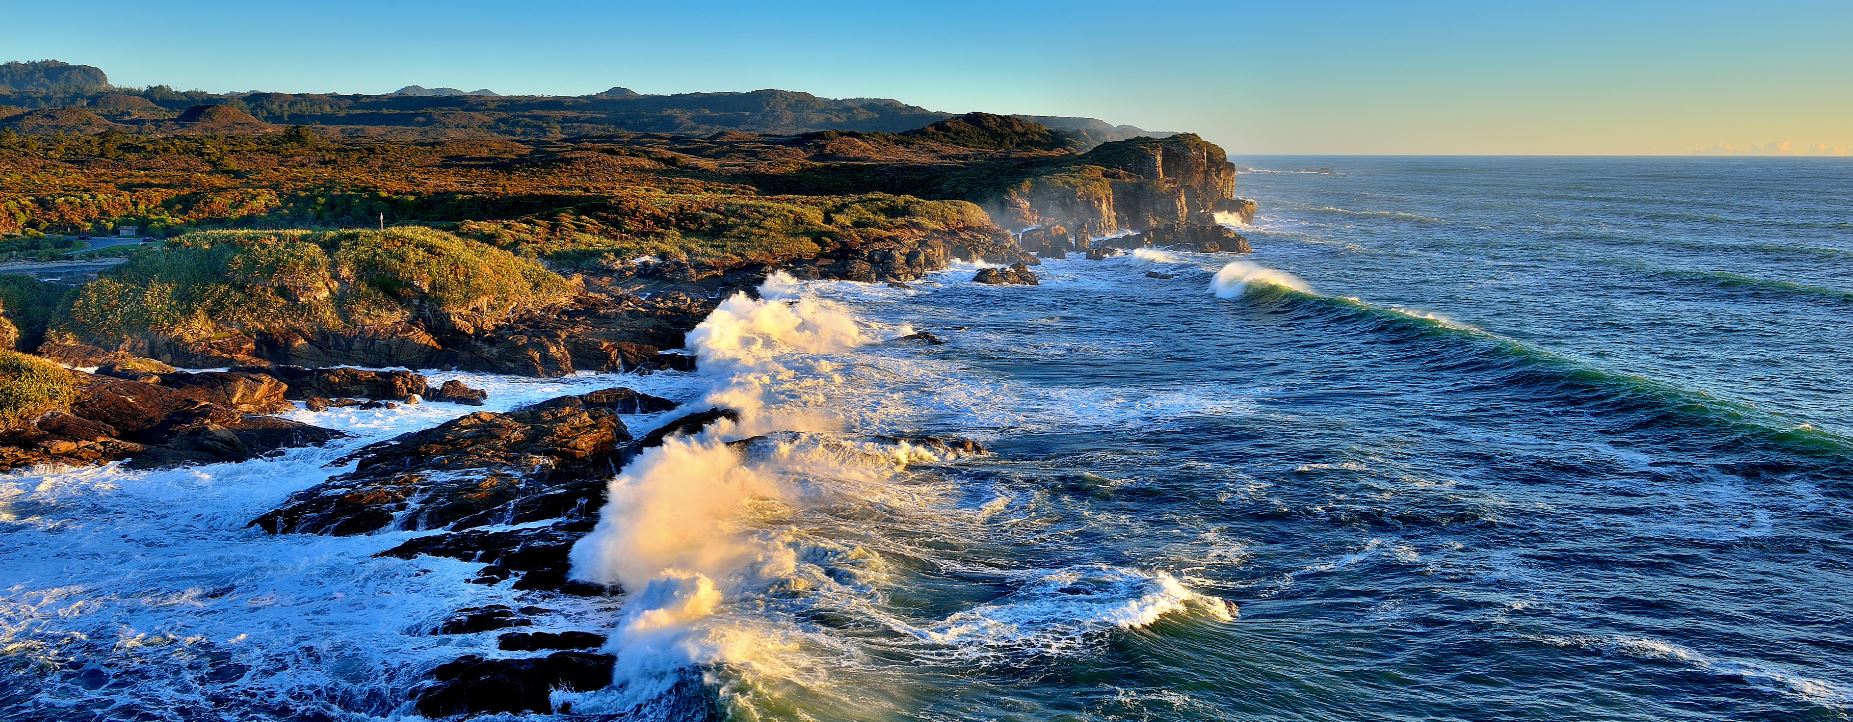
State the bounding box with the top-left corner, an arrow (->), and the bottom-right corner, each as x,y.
253,388 -> 678,537
974,263 -> 1040,286
0,370 -> 343,472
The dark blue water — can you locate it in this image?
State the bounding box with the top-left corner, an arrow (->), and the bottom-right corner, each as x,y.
777,157 -> 1853,721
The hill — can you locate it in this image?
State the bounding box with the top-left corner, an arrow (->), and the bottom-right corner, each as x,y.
0,60 -> 108,93
0,60 -> 1167,145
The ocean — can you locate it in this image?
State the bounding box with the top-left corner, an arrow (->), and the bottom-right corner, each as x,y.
3,156 -> 1851,721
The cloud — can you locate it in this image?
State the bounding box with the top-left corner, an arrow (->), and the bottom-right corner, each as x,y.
1693,139 -> 1850,156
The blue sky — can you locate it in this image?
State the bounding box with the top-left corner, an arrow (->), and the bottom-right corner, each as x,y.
10,0 -> 1851,154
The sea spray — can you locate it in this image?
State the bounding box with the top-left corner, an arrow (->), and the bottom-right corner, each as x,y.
1209,261 -> 1310,298
568,272 -> 910,710
1212,211 -> 1250,227
1131,248 -> 1183,264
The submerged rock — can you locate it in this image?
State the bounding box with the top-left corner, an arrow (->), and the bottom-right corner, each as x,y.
974,263 -> 1040,286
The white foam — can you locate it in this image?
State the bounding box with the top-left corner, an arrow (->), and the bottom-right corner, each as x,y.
1212,211 -> 1250,227
1130,247 -> 1183,264
0,367 -> 696,719
1543,634 -> 1851,710
908,566 -> 1234,656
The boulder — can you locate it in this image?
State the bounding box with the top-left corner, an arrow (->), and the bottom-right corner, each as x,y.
160,371 -> 292,413
94,356 -> 178,383
974,263 -> 1040,286
426,379 -> 488,406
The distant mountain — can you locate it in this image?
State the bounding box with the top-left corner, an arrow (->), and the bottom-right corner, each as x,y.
0,60 -> 1167,146
390,85 -> 500,97
0,60 -> 108,93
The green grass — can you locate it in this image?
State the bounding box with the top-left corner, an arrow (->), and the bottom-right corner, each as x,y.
0,349 -> 75,425
62,226 -> 577,346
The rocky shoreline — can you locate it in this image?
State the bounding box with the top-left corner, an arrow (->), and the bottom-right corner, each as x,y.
0,110 -> 1266,718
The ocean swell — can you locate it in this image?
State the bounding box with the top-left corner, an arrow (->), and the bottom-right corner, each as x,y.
1207,261 -> 1853,467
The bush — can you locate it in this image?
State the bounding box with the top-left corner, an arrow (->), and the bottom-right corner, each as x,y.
0,349 -> 75,425
0,274 -> 68,349
62,227 -> 576,346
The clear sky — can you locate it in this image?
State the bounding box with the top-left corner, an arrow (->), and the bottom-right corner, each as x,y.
10,0 -> 1851,155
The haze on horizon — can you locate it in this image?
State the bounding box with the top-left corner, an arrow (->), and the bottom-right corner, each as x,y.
11,0 -> 1850,156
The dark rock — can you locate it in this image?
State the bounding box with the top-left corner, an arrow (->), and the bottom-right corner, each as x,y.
246,365 -> 428,402
1146,271 -> 1178,280
434,605 -> 532,635
253,389 -> 650,536
974,263 -> 1040,286
304,396 -> 331,412
1214,196 -> 1259,224
1,370 -> 342,473
636,408 -> 739,450
413,651 -> 614,717
426,379 -> 488,406
653,352 -> 697,372
896,331 -> 946,345
873,434 -> 988,457
498,631 -> 605,652
1085,246 -> 1123,260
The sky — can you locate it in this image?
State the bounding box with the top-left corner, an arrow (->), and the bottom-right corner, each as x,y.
8,0 -> 1851,155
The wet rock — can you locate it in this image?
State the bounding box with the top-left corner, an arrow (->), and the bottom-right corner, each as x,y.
1146,271 -> 1178,280
413,651 -> 614,717
896,331 -> 947,345
1,370 -> 342,473
426,379 -> 488,406
653,351 -> 697,372
635,407 -> 740,449
159,371 -> 292,413
246,365 -> 428,402
1085,246 -> 1123,260
93,356 -> 178,383
1214,196 -> 1259,224
973,263 -> 1040,286
873,434 -> 988,458
497,631 -> 605,652
122,412 -> 344,470
434,605 -> 533,635
252,388 -> 667,536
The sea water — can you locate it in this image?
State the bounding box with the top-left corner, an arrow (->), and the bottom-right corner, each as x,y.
4,157 -> 1851,721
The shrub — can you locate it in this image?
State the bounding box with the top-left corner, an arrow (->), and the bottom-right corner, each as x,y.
61,226 -> 576,347
0,349 -> 75,425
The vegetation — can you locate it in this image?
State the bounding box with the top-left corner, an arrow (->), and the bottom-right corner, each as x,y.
0,274 -> 68,349
0,234 -> 82,261
0,348 -> 74,425
62,227 -> 575,348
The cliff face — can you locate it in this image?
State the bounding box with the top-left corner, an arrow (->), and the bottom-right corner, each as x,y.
984,133 -> 1240,238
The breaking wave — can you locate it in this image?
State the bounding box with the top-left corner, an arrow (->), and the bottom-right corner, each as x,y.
1209,262 -> 1853,466
568,272 -> 1228,716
